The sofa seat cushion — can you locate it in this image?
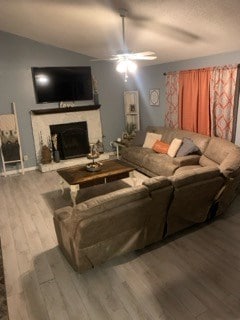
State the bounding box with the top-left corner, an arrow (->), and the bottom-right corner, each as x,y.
121,146 -> 154,166
199,155 -> 218,167
174,165 -> 203,175
142,153 -> 179,176
173,155 -> 200,167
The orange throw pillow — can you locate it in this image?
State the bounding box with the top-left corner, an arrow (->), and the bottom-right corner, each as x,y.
153,140 -> 170,154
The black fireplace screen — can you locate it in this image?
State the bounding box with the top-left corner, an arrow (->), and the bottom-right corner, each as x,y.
50,121 -> 90,159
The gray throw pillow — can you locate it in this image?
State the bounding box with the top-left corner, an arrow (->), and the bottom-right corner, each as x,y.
131,130 -> 146,146
176,137 -> 199,157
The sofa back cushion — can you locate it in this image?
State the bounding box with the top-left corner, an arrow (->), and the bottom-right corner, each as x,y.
204,137 -> 235,164
167,167 -> 225,234
73,185 -> 151,247
201,137 -> 240,177
170,167 -> 221,188
146,126 -> 210,153
74,185 -> 148,218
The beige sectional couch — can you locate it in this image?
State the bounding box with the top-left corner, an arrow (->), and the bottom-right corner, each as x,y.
54,127 -> 240,272
122,126 -> 240,216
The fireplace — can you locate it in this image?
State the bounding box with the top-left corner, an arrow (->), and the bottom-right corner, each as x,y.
50,121 -> 90,160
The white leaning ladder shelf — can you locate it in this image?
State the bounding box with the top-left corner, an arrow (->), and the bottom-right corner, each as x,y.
0,102 -> 24,176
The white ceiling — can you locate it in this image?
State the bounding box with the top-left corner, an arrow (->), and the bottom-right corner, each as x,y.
1,0 -> 240,66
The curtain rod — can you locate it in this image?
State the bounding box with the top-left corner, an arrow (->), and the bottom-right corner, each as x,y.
163,64 -> 239,76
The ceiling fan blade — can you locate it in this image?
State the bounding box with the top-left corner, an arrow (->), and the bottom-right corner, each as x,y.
91,58 -> 118,61
133,51 -> 157,56
130,56 -> 157,60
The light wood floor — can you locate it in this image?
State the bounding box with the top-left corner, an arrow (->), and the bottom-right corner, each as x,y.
1,170 -> 240,320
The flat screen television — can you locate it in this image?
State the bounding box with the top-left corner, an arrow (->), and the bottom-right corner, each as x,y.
32,66 -> 93,104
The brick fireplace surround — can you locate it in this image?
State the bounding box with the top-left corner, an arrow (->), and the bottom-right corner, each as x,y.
31,105 -> 110,172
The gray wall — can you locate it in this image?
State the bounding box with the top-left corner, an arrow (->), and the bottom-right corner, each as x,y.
0,31 -> 125,169
1,29 -> 239,172
127,50 -> 240,144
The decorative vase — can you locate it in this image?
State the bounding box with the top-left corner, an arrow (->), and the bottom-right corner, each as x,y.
93,92 -> 99,105
53,150 -> 60,163
41,145 -> 52,164
96,140 -> 104,153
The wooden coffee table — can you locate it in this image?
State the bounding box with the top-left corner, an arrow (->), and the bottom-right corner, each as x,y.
57,159 -> 135,206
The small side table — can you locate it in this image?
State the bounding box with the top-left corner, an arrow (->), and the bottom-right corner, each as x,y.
111,140 -> 129,159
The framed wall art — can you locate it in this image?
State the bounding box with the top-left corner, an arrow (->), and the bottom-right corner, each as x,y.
149,89 -> 160,106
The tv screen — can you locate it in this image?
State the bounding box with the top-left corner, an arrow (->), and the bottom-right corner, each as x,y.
32,66 -> 93,104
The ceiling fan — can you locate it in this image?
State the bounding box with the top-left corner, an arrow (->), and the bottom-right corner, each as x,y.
93,9 -> 157,81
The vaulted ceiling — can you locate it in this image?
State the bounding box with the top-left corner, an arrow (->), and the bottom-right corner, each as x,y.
1,0 -> 240,65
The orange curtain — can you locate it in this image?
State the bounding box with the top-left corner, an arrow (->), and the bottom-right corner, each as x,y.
178,69 -> 211,135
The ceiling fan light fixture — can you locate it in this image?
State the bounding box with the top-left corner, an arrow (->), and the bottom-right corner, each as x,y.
116,60 -> 137,74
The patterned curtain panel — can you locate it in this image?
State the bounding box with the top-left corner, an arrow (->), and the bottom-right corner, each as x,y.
210,65 -> 238,141
165,72 -> 179,128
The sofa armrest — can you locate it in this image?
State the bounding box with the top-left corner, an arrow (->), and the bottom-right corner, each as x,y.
219,149 -> 240,178
142,176 -> 171,192
54,206 -> 73,221
173,155 -> 200,167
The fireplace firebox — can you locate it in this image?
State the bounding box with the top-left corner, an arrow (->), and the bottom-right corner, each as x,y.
50,122 -> 90,160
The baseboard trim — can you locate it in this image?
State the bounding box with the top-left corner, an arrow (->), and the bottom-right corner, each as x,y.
0,166 -> 37,176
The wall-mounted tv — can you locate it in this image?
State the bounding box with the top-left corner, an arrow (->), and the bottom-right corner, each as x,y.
32,66 -> 93,104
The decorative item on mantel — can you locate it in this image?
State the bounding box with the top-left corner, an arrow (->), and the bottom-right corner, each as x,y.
92,75 -> 99,105
51,134 -> 60,163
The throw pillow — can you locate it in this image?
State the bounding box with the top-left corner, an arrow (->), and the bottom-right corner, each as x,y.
176,137 -> 200,157
152,140 -> 170,154
143,132 -> 162,148
167,138 -> 183,157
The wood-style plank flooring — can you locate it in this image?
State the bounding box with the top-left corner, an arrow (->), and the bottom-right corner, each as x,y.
1,170 -> 240,320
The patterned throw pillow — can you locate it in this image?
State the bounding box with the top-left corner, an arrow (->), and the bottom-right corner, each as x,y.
152,140 -> 170,154
143,132 -> 162,148
167,138 -> 183,157
176,137 -> 199,157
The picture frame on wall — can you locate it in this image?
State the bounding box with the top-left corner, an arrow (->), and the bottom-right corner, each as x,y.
149,89 -> 160,106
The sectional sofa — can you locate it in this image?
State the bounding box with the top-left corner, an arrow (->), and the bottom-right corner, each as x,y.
122,126 -> 240,217
54,127 -> 240,273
